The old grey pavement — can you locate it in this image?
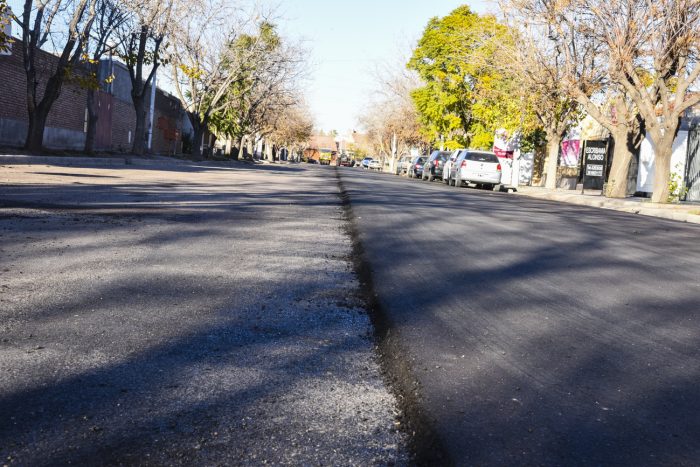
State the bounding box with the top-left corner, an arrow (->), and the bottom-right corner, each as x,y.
0,162 -> 406,465
338,167 -> 700,466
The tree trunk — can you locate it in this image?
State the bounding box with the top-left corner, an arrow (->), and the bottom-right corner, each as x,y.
189,114 -> 204,158
650,135 -> 676,203
84,88 -> 98,154
544,133 -> 560,190
237,137 -> 245,159
25,109 -> 49,153
192,128 -> 204,158
606,129 -> 634,198
132,96 -> 147,155
24,74 -> 65,153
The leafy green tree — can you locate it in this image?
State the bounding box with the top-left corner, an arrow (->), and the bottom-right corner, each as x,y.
205,20 -> 303,158
408,6 -> 527,149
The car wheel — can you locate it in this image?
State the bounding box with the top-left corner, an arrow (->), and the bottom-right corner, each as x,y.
483,183 -> 494,191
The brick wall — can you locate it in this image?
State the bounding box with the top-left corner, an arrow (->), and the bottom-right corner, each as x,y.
0,41 -> 185,154
152,91 -> 182,155
0,41 -> 88,149
111,97 -> 136,152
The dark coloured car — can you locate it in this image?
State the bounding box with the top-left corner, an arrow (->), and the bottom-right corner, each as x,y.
422,150 -> 453,181
407,156 -> 428,179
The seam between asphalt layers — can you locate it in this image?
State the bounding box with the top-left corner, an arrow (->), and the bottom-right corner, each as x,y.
333,167 -> 451,467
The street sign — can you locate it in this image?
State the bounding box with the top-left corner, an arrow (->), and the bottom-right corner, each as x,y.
582,139 -> 609,191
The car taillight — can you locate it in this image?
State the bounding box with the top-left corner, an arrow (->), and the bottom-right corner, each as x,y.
416,164 -> 422,168
496,163 -> 502,171
460,160 -> 468,168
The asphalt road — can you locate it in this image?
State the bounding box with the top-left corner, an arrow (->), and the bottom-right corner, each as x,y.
0,162 -> 406,465
339,167 -> 700,466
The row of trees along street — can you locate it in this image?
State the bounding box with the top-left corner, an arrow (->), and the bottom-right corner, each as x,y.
0,0 -> 311,158
363,2 -> 699,203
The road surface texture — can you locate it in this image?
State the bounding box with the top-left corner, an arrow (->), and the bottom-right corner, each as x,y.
338,167 -> 700,466
0,162 -> 406,465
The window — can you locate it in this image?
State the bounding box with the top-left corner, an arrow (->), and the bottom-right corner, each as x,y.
466,152 -> 499,163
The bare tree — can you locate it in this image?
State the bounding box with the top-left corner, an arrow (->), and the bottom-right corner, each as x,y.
268,102 -> 314,160
504,0 -> 645,197
512,0 -> 700,201
15,0 -> 98,152
579,0 -> 700,202
84,0 -> 128,154
170,8 -> 295,158
363,46 -> 428,171
503,22 -> 581,189
118,0 -> 175,155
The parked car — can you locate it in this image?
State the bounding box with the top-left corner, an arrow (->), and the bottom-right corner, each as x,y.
448,150 -> 502,190
361,157 -> 373,169
395,155 -> 413,175
442,150 -> 463,185
337,154 -> 353,166
422,150 -> 453,181
407,155 -> 428,179
368,160 -> 382,171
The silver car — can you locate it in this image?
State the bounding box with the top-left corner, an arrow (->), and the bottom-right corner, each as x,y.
448,150 -> 502,190
395,155 -> 413,175
442,149 -> 463,185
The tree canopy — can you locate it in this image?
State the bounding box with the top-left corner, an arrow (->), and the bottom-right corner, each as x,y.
407,6 -> 531,149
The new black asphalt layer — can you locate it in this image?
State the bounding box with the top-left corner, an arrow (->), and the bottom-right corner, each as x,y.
338,166 -> 700,466
0,163 -> 407,465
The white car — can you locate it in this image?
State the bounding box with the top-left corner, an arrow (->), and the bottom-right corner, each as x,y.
449,150 -> 501,190
368,160 -> 382,171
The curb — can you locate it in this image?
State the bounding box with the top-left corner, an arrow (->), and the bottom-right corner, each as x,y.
0,154 -> 192,167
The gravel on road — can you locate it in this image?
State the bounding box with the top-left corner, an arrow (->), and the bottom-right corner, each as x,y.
0,162 -> 407,465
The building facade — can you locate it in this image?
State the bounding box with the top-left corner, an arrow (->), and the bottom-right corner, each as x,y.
0,41 -> 184,155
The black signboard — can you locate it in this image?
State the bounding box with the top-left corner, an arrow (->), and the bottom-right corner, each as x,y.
582,140 -> 608,190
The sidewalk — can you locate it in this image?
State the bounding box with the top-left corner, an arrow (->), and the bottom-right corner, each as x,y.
0,153 -> 189,167
516,186 -> 700,224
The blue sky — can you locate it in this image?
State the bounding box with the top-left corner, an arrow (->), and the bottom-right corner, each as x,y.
5,0 -> 491,133
277,0 -> 491,133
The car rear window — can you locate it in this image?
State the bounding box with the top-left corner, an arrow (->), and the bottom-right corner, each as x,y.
465,152 -> 499,163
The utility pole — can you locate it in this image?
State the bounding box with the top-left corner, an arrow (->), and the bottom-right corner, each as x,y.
147,69 -> 157,153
